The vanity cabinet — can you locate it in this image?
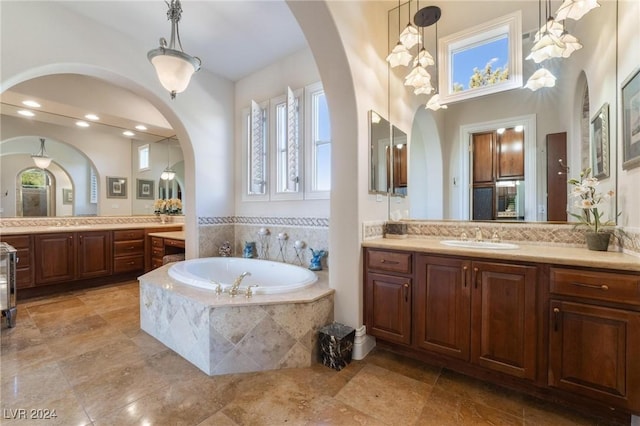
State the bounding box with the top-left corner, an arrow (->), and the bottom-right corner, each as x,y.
34,231 -> 112,285
0,234 -> 34,289
364,249 -> 412,345
548,267 -> 640,412
113,229 -> 145,274
414,255 -> 537,380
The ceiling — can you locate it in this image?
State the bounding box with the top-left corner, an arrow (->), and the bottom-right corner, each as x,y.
1,0 -> 307,143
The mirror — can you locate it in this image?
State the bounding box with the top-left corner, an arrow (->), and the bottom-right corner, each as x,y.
0,74 -> 184,218
369,110 -> 391,194
393,0 -> 618,223
391,125 -> 407,197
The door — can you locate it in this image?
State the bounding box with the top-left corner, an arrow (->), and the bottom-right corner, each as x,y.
77,231 -> 112,279
497,128 -> 525,180
472,132 -> 495,183
415,255 -> 471,360
546,132 -> 568,221
34,233 -> 75,284
471,261 -> 537,379
365,272 -> 412,345
548,300 -> 640,411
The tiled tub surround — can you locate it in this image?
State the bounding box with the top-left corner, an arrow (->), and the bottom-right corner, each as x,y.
363,220 -> 640,256
139,264 -> 334,376
198,216 -> 330,268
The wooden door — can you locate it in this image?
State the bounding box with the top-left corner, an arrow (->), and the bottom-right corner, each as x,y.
365,272 -> 412,345
497,128 -> 525,179
415,255 -> 471,360
546,132 -> 568,221
77,231 -> 112,279
472,132 -> 495,183
34,233 -> 75,284
548,300 -> 640,411
471,261 -> 538,380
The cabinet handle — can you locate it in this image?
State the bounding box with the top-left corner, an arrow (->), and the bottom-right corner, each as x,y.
403,283 -> 409,302
381,259 -> 399,265
553,307 -> 560,332
463,266 -> 468,288
129,246 -> 135,250
473,267 -> 479,289
570,281 -> 609,291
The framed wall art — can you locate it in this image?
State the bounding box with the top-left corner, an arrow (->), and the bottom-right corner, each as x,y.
62,188 -> 73,205
136,179 -> 155,200
106,176 -> 127,199
590,102 -> 609,179
622,68 -> 640,170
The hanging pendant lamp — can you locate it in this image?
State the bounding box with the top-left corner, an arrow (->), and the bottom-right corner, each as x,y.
148,0 -> 201,99
31,138 -> 52,169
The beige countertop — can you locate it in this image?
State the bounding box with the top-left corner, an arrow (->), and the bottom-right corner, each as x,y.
147,231 -> 185,240
363,237 -> 640,272
0,222 -> 183,236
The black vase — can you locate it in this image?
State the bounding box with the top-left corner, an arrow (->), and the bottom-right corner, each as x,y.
585,231 -> 611,251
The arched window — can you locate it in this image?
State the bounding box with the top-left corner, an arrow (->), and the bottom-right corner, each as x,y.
17,168 -> 55,217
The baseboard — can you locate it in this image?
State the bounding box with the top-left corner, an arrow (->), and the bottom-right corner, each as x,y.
351,325 -> 376,360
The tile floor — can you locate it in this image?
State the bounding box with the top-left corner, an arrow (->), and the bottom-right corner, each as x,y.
0,281 -> 627,425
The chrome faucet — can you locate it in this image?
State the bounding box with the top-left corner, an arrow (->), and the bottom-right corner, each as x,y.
229,272 -> 251,296
475,227 -> 483,242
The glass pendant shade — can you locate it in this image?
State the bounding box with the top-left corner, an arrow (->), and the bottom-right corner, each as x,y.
414,81 -> 434,95
399,24 -> 421,49
413,48 -> 435,68
160,168 -> 176,181
386,42 -> 413,68
525,67 -> 557,91
404,66 -> 431,89
425,94 -> 447,111
148,49 -> 201,97
555,0 -> 600,21
31,138 -> 52,169
559,32 -> 583,58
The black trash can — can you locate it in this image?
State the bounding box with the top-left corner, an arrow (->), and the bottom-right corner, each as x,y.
318,322 -> 355,371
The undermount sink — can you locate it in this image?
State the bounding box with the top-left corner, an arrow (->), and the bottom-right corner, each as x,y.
440,240 -> 520,250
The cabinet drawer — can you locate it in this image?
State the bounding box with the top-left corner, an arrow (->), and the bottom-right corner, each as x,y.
151,258 -> 164,269
114,240 -> 144,256
151,237 -> 164,248
14,247 -> 31,268
113,229 -> 145,241
550,267 -> 640,306
367,249 -> 412,274
152,246 -> 165,258
2,235 -> 31,249
165,238 -> 185,249
113,255 -> 144,273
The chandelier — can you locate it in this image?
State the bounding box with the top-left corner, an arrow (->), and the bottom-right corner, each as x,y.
148,0 -> 201,99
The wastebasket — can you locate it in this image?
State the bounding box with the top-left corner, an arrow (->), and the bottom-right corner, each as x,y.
318,322 -> 355,371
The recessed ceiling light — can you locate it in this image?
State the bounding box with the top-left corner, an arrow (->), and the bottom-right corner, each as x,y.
135,124 -> 147,131
22,100 -> 41,108
76,121 -> 90,128
123,130 -> 135,137
85,114 -> 100,121
17,110 -> 35,117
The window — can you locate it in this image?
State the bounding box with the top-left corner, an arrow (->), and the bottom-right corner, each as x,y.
90,167 -> 98,204
270,87 -> 303,200
305,82 -> 330,198
246,100 -> 268,197
438,11 -> 522,105
138,144 -> 150,171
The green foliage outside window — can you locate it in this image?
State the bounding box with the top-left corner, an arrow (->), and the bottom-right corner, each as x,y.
21,169 -> 47,188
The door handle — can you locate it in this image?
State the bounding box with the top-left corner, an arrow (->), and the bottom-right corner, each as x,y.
553,307 -> 560,332
473,267 -> 479,289
463,266 -> 468,288
403,283 -> 409,302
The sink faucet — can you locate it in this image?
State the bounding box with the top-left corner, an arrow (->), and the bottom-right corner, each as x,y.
229,271 -> 251,296
475,227 -> 483,242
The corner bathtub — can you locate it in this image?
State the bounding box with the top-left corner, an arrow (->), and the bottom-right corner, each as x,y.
167,257 -> 318,294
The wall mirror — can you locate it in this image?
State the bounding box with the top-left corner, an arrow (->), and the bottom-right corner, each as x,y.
390,0 -> 618,224
0,74 -> 184,218
391,125 -> 408,197
369,110 -> 390,194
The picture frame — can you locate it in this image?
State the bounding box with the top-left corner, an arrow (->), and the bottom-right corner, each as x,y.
106,176 -> 127,199
136,179 -> 155,200
62,188 -> 73,205
590,102 -> 609,179
622,68 -> 640,170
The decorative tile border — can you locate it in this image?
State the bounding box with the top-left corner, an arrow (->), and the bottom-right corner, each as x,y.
198,216 -> 329,228
0,215 -> 173,228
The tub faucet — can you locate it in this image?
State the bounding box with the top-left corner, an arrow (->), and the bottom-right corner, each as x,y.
475,227 -> 483,242
229,271 -> 251,296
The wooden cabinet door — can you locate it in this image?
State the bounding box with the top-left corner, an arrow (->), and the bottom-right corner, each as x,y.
497,128 -> 524,180
548,300 -> 640,411
77,231 -> 112,279
34,233 -> 75,284
415,255 -> 471,360
472,132 -> 495,183
365,272 -> 412,345
471,261 -> 537,380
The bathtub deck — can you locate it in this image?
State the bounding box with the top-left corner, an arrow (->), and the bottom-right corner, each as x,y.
139,264 -> 334,375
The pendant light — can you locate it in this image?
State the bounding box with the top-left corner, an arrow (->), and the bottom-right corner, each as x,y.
555,0 -> 600,21
399,0 -> 421,49
148,0 -> 201,99
31,138 -> 52,169
386,0 -> 413,68
160,138 -> 176,181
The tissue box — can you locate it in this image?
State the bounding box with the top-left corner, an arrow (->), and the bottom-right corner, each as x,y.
385,222 -> 408,239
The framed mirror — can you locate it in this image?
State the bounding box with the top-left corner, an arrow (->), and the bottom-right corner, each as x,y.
369,110 -> 390,194
391,125 -> 408,197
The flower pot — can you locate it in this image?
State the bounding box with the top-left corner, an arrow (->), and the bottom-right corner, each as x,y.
585,231 -> 611,251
